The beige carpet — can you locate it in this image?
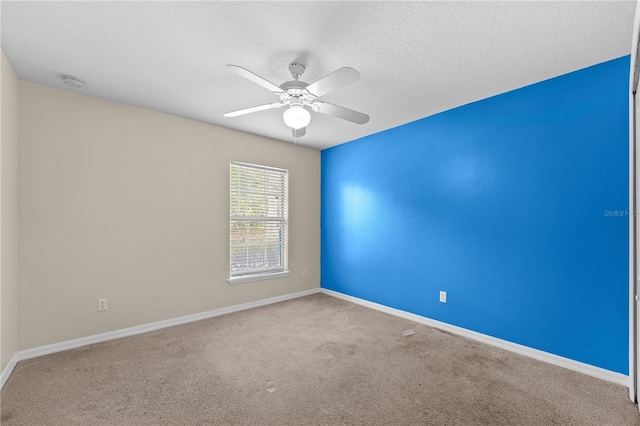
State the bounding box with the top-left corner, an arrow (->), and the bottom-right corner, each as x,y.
1,293 -> 638,425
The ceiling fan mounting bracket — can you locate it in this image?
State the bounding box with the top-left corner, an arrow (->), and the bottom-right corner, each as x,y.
288,63 -> 305,80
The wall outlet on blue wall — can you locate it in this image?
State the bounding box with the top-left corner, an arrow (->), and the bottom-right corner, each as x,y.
440,291 -> 447,303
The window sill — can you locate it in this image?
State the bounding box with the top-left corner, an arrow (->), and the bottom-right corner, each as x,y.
228,271 -> 290,285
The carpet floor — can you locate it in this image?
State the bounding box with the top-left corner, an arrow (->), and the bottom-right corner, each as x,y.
1,293 -> 639,425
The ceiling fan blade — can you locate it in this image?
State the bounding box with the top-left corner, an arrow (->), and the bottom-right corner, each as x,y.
306,67 -> 360,97
313,102 -> 370,124
223,103 -> 283,118
292,127 -> 306,138
226,64 -> 282,93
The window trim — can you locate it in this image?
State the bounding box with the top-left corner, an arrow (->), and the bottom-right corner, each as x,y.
228,161 -> 289,284
228,271 -> 290,285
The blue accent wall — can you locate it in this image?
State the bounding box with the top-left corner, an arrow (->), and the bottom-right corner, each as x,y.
321,56 -> 630,374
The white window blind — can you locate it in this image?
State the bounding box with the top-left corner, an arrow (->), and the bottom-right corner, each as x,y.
230,162 -> 288,280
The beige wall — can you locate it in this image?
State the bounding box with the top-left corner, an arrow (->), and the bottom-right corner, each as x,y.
18,81 -> 320,351
1,51 -> 20,371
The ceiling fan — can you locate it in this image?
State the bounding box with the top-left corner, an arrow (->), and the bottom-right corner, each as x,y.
223,62 -> 370,137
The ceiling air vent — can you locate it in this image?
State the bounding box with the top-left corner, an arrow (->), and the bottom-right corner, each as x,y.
61,74 -> 84,88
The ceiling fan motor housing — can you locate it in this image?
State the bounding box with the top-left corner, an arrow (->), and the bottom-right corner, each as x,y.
289,95 -> 304,107
279,81 -> 316,106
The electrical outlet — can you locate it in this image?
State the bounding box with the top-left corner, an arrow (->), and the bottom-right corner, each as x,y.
97,298 -> 107,312
302,268 -> 308,277
439,291 -> 447,303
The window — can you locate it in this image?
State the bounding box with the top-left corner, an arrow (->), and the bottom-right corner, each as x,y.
229,162 -> 289,284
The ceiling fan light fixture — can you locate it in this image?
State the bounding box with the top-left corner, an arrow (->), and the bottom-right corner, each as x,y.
283,105 -> 310,129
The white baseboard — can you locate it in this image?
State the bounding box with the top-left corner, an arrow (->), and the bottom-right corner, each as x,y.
3,287 -> 629,391
10,288 -> 321,376
320,288 -> 630,388
1,352 -> 18,389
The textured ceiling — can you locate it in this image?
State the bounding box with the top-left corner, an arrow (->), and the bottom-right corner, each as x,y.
1,1 -> 636,150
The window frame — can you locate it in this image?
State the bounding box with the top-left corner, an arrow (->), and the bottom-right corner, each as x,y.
228,161 -> 289,284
